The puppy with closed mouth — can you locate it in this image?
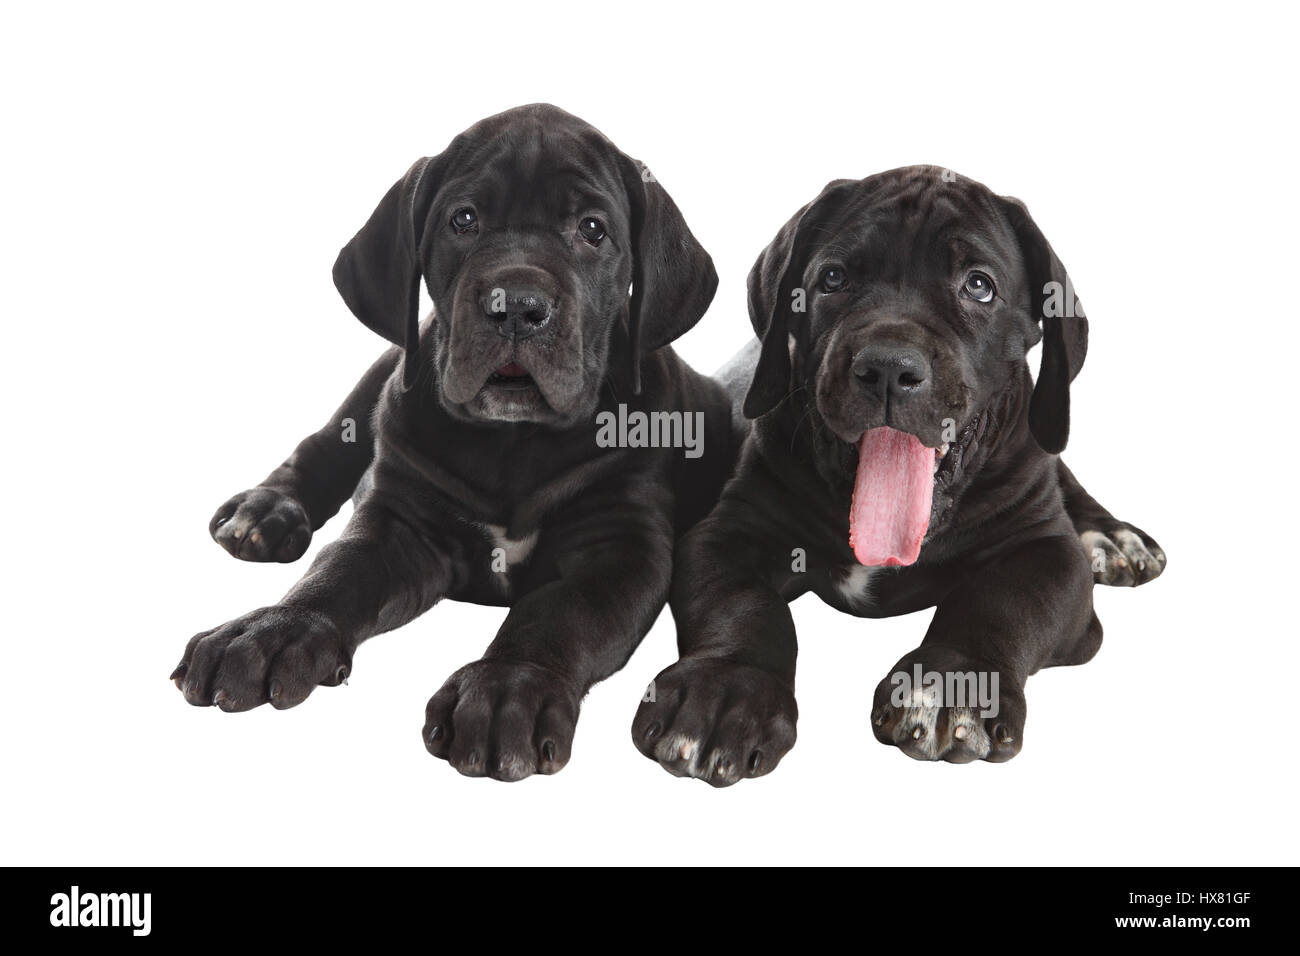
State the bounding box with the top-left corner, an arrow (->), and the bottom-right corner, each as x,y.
635,166 -> 1166,784
172,104 -> 735,780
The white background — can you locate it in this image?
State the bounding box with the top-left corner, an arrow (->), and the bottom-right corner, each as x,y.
3,1 -> 1295,866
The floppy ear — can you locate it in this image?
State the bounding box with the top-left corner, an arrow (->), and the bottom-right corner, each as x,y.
742,181 -> 854,419
332,156 -> 444,389
999,197 -> 1089,455
617,156 -> 718,393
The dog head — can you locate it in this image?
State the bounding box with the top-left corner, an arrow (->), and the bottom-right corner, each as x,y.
744,166 -> 1088,565
332,104 -> 717,427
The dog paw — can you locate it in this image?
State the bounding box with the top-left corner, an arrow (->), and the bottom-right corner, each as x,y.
871,647 -> 1024,763
632,659 -> 797,787
1081,525 -> 1166,587
171,606 -> 350,711
423,661 -> 580,781
210,487 -> 312,562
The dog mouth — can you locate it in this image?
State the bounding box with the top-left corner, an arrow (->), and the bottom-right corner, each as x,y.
848,426 -> 970,568
485,361 -> 536,391
465,359 -> 550,423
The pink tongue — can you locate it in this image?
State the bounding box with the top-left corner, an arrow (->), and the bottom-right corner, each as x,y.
849,427 -> 935,567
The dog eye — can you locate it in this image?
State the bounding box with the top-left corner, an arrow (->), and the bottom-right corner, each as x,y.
451,208 -> 478,233
963,271 -> 996,302
819,267 -> 846,292
578,217 -> 607,244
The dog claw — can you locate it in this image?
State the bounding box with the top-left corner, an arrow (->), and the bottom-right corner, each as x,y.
212,689 -> 227,706
911,725 -> 924,740
953,725 -> 968,740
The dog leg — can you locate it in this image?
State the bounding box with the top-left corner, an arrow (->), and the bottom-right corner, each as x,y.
174,496 -> 453,711
630,498 -> 799,787
421,479 -> 676,781
209,346 -> 400,562
1057,459 -> 1167,586
870,531 -> 1096,763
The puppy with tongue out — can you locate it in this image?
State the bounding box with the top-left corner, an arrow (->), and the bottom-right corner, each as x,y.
635,167 -> 1166,785
849,427 -> 936,567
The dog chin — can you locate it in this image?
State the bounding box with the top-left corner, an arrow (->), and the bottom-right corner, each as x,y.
468,381 -> 554,423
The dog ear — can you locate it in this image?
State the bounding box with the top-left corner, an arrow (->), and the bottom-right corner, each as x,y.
743,181 -> 854,419
332,156 -> 445,389
998,197 -> 1089,455
618,156 -> 718,394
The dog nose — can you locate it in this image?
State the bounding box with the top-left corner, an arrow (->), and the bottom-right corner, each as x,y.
482,288 -> 553,339
852,345 -> 930,399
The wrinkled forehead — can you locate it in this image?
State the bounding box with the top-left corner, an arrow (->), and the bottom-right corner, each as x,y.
437,121 -> 627,223
814,176 -> 1021,277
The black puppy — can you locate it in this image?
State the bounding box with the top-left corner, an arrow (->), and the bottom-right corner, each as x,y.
635,167 -> 1165,784
172,104 -> 734,780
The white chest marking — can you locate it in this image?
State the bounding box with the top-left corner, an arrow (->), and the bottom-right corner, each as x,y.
835,564 -> 879,610
482,523 -> 539,566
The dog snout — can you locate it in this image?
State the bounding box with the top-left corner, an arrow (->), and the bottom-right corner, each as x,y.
852,344 -> 930,401
480,287 -> 554,339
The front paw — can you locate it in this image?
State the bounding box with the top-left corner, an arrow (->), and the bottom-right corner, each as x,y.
210,487 -> 312,562
632,659 -> 797,787
871,647 -> 1025,763
171,606 -> 350,711
422,661 -> 580,781
1081,524 -> 1166,587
